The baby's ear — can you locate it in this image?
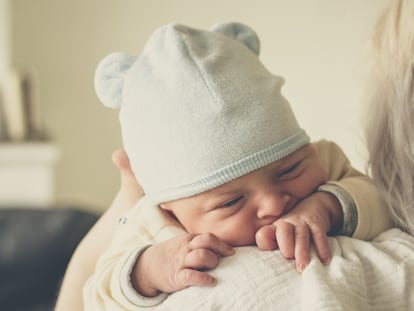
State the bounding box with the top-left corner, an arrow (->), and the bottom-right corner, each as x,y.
211,22 -> 260,56
94,52 -> 136,109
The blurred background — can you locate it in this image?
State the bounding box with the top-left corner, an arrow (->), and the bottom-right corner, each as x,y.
1,0 -> 389,213
0,1 -> 392,310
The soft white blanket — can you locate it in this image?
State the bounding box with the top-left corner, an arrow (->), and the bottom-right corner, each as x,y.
154,229 -> 414,311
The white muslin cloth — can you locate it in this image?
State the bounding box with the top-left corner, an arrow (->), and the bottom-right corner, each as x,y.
154,229 -> 414,311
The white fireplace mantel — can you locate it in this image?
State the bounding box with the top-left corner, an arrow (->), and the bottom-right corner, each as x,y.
0,142 -> 60,207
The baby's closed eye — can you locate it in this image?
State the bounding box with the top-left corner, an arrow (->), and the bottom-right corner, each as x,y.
222,196 -> 244,207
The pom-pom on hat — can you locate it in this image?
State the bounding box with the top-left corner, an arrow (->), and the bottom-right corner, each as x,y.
95,22 -> 310,204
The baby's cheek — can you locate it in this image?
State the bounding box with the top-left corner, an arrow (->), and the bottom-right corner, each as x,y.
319,165 -> 329,183
310,166 -> 328,188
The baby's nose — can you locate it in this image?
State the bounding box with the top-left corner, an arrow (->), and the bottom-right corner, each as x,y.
256,191 -> 289,219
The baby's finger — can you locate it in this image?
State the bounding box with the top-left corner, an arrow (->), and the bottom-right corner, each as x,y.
184,249 -> 220,270
275,221 -> 295,259
189,233 -> 234,256
255,225 -> 278,250
309,224 -> 331,264
294,224 -> 310,272
176,269 -> 216,290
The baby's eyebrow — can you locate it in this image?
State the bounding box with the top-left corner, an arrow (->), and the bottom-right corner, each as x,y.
203,186 -> 245,206
269,153 -> 304,171
210,189 -> 240,199
268,158 -> 293,170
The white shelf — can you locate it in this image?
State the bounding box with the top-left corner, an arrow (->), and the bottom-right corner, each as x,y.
0,142 -> 60,207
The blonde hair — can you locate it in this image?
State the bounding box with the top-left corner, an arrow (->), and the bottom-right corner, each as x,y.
365,0 -> 414,235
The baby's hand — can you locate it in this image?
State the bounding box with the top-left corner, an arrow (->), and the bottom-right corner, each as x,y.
255,191 -> 342,272
132,233 -> 235,297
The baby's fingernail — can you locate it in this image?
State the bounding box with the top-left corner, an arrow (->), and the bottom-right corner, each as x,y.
322,257 -> 331,264
207,277 -> 217,287
222,245 -> 234,255
297,263 -> 306,272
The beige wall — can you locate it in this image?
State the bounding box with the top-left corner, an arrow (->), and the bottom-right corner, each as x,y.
0,0 -> 10,72
10,0 -> 389,213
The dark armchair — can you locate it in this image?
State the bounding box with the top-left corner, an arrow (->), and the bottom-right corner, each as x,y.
0,207 -> 98,311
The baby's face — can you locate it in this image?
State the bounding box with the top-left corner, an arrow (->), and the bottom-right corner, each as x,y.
160,143 -> 328,247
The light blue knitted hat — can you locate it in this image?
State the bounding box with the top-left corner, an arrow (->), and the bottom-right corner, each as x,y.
95,22 -> 310,204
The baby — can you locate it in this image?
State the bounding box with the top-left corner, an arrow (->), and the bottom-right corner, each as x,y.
84,22 -> 390,309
